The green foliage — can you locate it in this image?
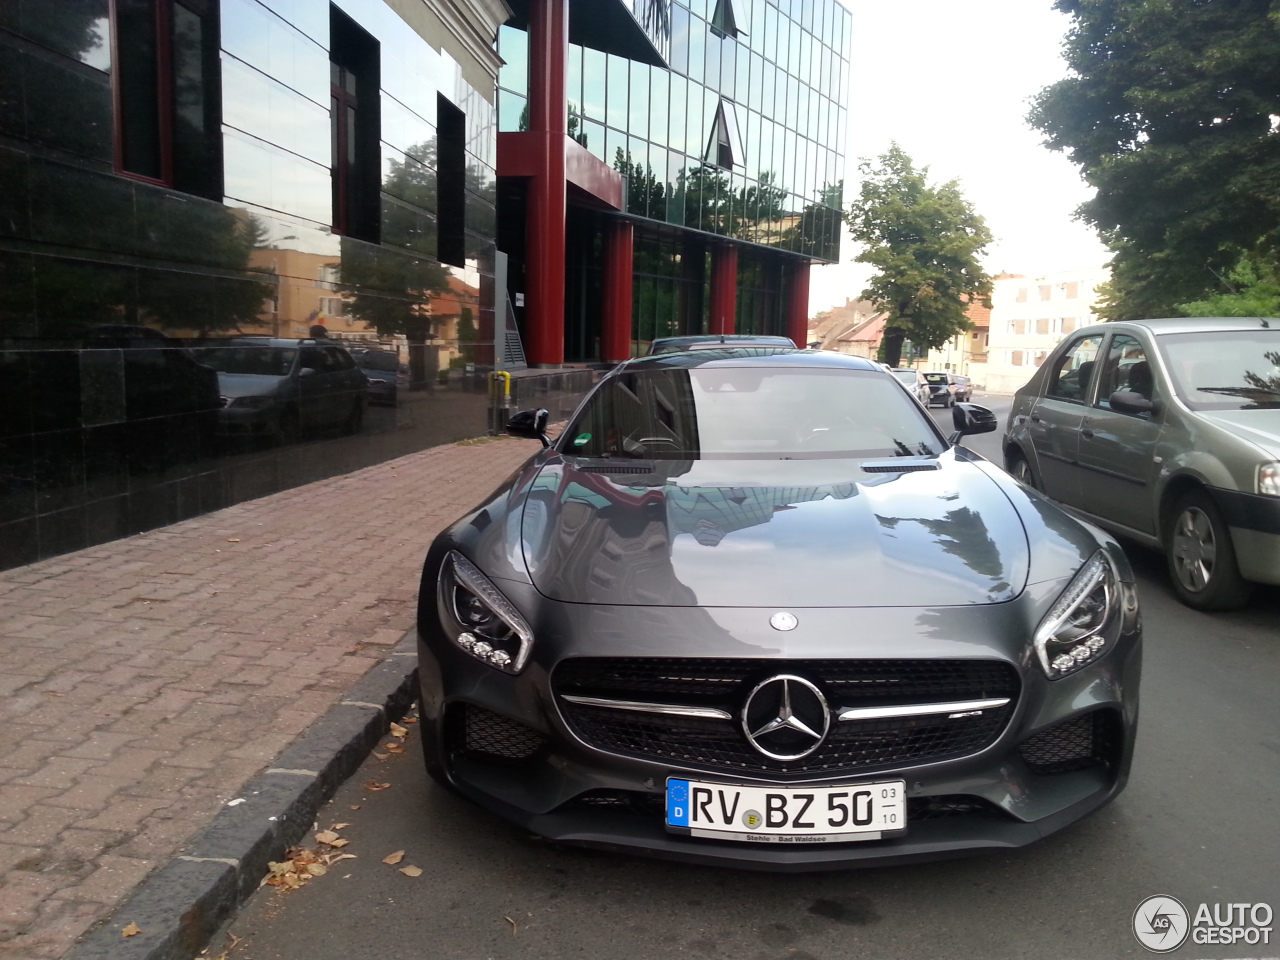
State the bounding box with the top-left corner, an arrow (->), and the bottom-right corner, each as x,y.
844,145 -> 993,367
1030,0 -> 1280,318
1178,257 -> 1280,317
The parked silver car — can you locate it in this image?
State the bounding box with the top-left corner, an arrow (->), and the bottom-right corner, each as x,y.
1003,317 -> 1280,610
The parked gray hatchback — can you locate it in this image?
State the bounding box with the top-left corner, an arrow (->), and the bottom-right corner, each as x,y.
1003,316 -> 1280,610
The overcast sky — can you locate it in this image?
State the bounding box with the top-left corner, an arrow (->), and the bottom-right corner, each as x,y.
808,0 -> 1110,314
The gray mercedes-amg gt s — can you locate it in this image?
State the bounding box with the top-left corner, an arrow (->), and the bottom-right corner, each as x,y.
415,350 -> 1142,870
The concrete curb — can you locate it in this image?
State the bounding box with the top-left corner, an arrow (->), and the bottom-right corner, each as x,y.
64,635 -> 421,960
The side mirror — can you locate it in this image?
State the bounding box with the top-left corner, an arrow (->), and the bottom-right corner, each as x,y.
1109,390 -> 1156,416
506,408 -> 550,447
950,402 -> 999,443
299,366 -> 317,377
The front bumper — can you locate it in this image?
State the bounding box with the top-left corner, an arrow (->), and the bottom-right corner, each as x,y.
415,596 -> 1141,871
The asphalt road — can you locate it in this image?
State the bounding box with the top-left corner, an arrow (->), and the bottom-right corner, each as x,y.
210,393 -> 1280,960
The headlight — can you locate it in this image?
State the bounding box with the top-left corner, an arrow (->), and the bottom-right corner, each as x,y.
1259,462 -> 1280,497
438,551 -> 533,674
1034,551 -> 1125,679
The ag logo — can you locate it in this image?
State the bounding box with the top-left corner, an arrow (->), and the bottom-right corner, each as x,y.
1133,895 -> 1190,953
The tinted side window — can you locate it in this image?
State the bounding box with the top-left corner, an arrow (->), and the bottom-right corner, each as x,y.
325,347 -> 356,370
1097,334 -> 1154,406
1046,335 -> 1103,402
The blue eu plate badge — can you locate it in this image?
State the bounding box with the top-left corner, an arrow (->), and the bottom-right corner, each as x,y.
666,778 -> 691,827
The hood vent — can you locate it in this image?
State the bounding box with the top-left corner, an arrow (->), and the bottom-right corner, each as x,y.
859,460 -> 941,474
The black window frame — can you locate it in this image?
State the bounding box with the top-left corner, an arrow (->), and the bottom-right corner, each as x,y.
112,0 -> 223,200
330,5 -> 381,243
436,93 -> 467,268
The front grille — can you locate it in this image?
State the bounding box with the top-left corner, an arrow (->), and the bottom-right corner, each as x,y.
451,704 -> 547,761
1018,710 -> 1122,775
554,658 -> 1019,777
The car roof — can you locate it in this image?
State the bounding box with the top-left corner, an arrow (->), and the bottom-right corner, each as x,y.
223,337 -> 337,348
1080,317 -> 1278,337
648,334 -> 796,354
619,349 -> 884,372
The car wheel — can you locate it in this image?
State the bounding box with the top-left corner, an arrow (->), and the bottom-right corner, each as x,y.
1165,489 -> 1253,611
1007,451 -> 1037,490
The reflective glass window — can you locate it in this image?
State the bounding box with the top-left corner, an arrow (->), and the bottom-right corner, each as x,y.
668,73 -> 687,154
704,24 -> 720,91
583,119 -> 606,160
567,43 -> 582,116
670,3 -> 690,76
497,25 -> 527,96
629,61 -> 650,140
607,53 -> 629,129
582,47 -> 606,122
498,89 -> 526,132
649,66 -> 670,149
687,14 -> 704,83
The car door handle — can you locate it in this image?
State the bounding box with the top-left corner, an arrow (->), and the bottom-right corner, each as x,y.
1030,414 -> 1041,423
1081,428 -> 1094,439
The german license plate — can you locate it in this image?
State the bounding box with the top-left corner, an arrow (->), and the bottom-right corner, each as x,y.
665,777 -> 907,843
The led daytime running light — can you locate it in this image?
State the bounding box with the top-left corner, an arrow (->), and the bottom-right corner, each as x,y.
445,552 -> 534,673
1034,552 -> 1115,678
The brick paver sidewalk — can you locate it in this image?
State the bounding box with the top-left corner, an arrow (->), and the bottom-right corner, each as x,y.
0,435 -> 540,959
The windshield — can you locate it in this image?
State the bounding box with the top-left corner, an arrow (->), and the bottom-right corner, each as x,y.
564,367 -> 942,460
1158,329 -> 1280,410
354,351 -> 401,372
197,346 -> 295,377
924,373 -> 949,385
893,371 -> 918,384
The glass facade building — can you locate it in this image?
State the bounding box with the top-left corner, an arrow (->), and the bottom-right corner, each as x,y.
496,0 -> 849,356
0,0 -> 850,570
0,0 -> 520,570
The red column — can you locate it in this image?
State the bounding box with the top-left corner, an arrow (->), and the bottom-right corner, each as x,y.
602,219 -> 634,363
525,0 -> 568,366
709,243 -> 738,335
787,260 -> 811,347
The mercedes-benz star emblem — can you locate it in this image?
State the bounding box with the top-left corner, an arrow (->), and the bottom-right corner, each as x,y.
741,675 -> 830,760
769,611 -> 798,631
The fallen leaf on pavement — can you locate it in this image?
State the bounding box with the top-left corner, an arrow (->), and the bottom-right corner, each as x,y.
364,780 -> 391,791
382,850 -> 405,865
505,916 -> 518,936
315,830 -> 341,845
399,865 -> 423,877
348,805 -> 361,811
226,538 -> 240,543
122,922 -> 142,937
384,743 -> 404,754
372,751 -> 388,760
389,723 -> 408,739
332,823 -> 350,830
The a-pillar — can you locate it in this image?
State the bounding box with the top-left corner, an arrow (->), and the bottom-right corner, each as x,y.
602,219 -> 633,363
525,0 -> 568,366
787,260 -> 811,347
709,243 -> 738,335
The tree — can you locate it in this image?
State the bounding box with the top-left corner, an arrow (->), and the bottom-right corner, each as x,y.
1029,0 -> 1280,319
1178,257 -> 1280,318
845,145 -> 993,367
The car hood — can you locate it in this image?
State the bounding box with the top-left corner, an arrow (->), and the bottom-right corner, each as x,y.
216,373 -> 288,398
1196,409 -> 1280,454
518,454 -> 1030,607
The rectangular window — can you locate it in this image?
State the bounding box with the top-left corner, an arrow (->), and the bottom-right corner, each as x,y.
1065,281 -> 1079,299
1011,350 -> 1024,366
1015,287 -> 1028,303
114,0 -> 222,199
330,6 -> 380,242
1035,317 -> 1050,335
1039,284 -> 1051,300
1062,317 -> 1078,334
436,94 -> 466,267
1014,318 -> 1027,336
